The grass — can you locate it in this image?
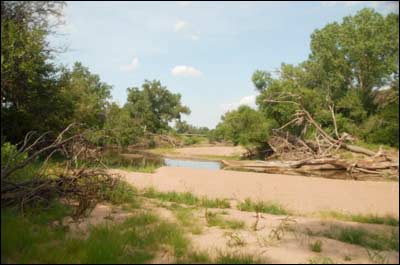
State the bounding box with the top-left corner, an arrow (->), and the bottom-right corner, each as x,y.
205,211 -> 245,230
317,211 -> 399,227
215,252 -> 264,264
310,240 -> 323,253
171,205 -> 203,235
237,198 -> 291,215
143,187 -> 231,209
2,206 -> 189,264
178,251 -> 265,264
101,178 -> 139,207
319,225 -> 399,251
308,256 -> 335,264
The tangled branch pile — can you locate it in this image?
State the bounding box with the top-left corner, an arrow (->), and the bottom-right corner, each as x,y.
1,124 -> 119,217
224,96 -> 399,179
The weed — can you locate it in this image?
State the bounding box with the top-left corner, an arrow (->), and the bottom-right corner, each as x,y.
237,198 -> 290,215
310,240 -> 323,253
317,211 -> 399,226
225,232 -> 246,247
308,256 -> 335,264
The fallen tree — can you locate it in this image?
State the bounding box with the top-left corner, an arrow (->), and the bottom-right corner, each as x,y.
1,124 -> 120,217
223,94 -> 399,179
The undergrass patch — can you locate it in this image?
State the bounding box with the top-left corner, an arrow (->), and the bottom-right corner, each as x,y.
320,226 -> 399,251
317,211 -> 399,226
2,206 -> 189,264
101,179 -> 139,207
308,256 -> 335,264
143,187 -> 230,209
172,205 -> 203,235
237,198 -> 290,215
216,252 -> 264,264
206,211 -> 245,230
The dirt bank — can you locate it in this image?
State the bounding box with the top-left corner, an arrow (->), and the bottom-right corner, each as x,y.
110,167 -> 399,217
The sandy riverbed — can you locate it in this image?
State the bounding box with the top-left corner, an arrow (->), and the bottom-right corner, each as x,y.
110,166 -> 399,217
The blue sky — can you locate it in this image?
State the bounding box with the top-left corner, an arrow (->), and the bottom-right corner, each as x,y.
50,1 -> 399,129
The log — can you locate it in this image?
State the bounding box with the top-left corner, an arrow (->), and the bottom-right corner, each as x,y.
342,144 -> 376,157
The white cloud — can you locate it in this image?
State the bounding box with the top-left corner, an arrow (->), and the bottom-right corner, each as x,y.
221,95 -> 257,112
190,34 -> 200,41
171,65 -> 202,77
177,1 -> 191,7
120,57 -> 139,72
321,1 -> 397,8
174,20 -> 187,32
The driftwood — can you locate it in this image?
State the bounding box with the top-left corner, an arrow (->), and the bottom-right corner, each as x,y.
1,124 -> 119,216
255,93 -> 400,178
221,157 -> 398,178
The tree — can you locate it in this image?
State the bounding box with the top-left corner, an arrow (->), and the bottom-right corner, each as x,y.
103,103 -> 141,147
215,105 -> 274,149
125,80 -> 190,133
309,8 -> 399,111
252,8 -> 399,147
58,62 -> 112,129
1,1 -> 67,142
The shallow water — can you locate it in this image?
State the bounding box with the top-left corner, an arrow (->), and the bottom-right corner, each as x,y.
164,158 -> 222,170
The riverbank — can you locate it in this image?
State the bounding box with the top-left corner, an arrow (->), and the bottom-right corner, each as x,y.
110,166 -> 399,217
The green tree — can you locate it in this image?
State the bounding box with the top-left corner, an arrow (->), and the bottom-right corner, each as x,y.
1,1 -> 67,142
58,62 -> 112,129
103,103 -> 141,147
125,80 -> 190,133
215,105 -> 274,148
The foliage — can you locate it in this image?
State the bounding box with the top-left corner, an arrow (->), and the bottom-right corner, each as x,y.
215,105 -> 275,148
250,8 -> 399,147
125,80 -> 190,134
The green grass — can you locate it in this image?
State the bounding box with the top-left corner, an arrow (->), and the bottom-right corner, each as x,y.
114,164 -> 159,173
2,206 -> 189,264
178,251 -> 265,264
317,211 -> 399,226
310,240 -> 323,253
320,226 -> 399,251
237,198 -> 291,215
308,256 -> 335,264
215,252 -> 264,264
101,179 -> 139,207
206,211 -> 245,230
171,205 -> 203,235
143,187 -> 231,209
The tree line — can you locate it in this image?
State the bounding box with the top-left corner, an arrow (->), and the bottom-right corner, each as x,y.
1,1 -> 191,148
214,8 -> 399,149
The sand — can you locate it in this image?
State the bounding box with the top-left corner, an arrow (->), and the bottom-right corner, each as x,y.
110,166 -> 399,217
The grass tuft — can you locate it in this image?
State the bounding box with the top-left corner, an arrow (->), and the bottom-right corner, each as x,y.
320,226 -> 399,251
308,256 -> 335,264
309,240 -> 323,253
216,252 -> 264,264
237,198 -> 290,215
206,211 -> 245,230
143,187 -> 230,209
317,211 -> 399,226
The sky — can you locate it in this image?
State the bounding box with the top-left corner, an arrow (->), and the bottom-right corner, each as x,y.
50,1 -> 399,129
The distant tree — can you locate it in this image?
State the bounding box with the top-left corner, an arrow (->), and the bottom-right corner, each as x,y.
103,103 -> 142,147
125,80 -> 190,133
215,105 -> 274,149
